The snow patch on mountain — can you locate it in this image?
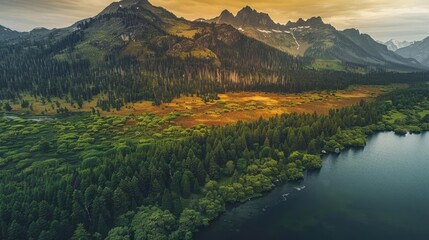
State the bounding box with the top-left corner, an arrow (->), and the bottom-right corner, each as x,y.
284,30 -> 300,50
257,29 -> 272,34
383,39 -> 416,51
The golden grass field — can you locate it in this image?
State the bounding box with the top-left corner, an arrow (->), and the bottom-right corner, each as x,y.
9,85 -> 404,128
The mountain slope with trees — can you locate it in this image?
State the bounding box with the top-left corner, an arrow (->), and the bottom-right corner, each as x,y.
205,6 -> 426,72
0,0 -> 427,110
0,25 -> 22,42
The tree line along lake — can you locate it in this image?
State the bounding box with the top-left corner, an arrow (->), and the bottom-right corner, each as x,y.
196,132 -> 429,240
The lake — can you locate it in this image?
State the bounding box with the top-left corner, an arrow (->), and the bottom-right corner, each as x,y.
196,132 -> 429,240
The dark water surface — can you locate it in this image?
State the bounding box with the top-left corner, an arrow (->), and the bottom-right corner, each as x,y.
196,132 -> 429,240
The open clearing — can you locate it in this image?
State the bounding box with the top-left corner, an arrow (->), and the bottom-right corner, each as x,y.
7,85 -> 404,128
107,85 -> 403,127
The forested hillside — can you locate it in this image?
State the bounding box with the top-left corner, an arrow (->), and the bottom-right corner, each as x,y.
0,25 -> 21,41
0,0 -> 427,110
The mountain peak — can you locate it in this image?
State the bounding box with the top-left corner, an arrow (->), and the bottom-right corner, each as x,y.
343,28 -> 361,36
220,9 -> 234,18
396,37 -> 429,67
306,16 -> 324,25
235,6 -> 276,28
0,25 -> 9,31
117,0 -> 151,8
349,28 -> 360,33
100,0 -> 151,15
236,6 -> 256,19
296,18 -> 305,24
383,39 -> 416,51
30,27 -> 49,32
285,17 -> 326,28
120,0 -> 149,5
240,6 -> 255,13
0,25 -> 21,41
0,25 -> 16,32
209,6 -> 276,28
218,9 -> 235,23
220,9 -> 233,16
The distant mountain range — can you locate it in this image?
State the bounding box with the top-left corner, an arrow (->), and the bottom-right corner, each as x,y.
396,37 -> 429,67
381,39 -> 416,51
202,7 -> 425,72
376,38 -> 429,67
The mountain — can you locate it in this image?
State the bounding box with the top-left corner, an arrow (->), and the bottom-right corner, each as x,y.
205,7 -> 426,72
210,6 -> 278,29
0,0 -> 320,106
337,29 -> 422,70
46,0 -> 301,72
0,25 -> 21,41
382,39 -> 415,51
396,37 -> 429,66
0,0 -> 427,108
205,8 -> 314,56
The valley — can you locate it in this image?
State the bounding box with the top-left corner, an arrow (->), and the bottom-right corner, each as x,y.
6,85 -> 399,128
1,0 -> 429,239
1,84 -> 429,240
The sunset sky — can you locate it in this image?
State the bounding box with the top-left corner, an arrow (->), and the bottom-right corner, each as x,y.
0,0 -> 428,42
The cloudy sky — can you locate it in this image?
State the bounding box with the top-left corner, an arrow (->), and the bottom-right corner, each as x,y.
0,0 -> 428,42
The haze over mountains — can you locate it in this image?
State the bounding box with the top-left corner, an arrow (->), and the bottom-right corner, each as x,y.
396,37 -> 429,67
376,38 -> 429,67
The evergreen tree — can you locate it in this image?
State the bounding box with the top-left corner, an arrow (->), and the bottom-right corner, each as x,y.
193,179 -> 200,194
172,195 -> 183,216
112,188 -> 128,217
307,139 -> 319,154
71,190 -> 85,225
161,189 -> 173,212
72,224 -> 90,240
171,172 -> 182,195
96,214 -> 109,236
181,174 -> 191,198
208,158 -> 220,180
195,162 -> 207,185
8,220 -> 24,240
3,102 -> 12,111
27,221 -> 42,239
